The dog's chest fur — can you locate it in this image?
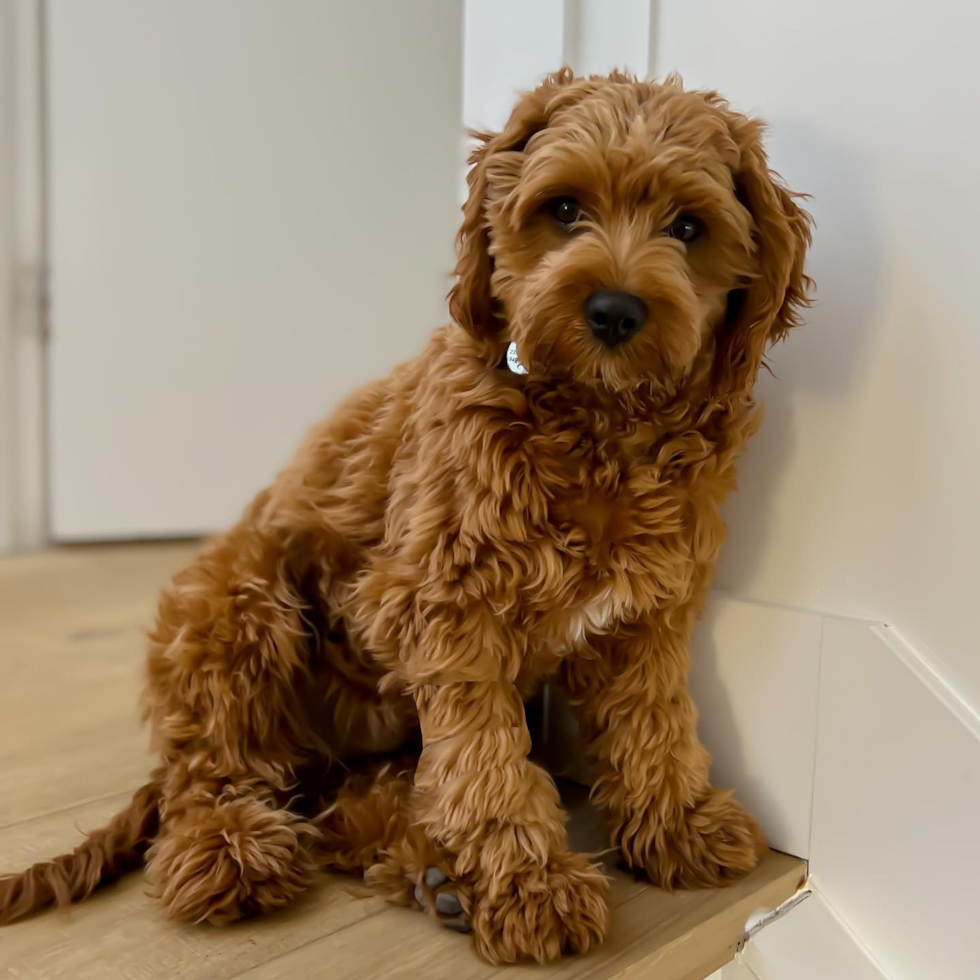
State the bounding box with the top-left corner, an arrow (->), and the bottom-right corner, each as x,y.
480,390 -> 701,657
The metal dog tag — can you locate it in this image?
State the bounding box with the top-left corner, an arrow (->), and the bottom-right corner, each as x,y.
506,341 -> 528,375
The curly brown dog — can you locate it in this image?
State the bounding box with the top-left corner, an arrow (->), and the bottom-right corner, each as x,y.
0,69 -> 811,963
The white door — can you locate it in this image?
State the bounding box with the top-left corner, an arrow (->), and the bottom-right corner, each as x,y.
46,0 -> 462,540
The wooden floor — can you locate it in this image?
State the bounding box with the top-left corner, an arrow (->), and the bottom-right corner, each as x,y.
0,543 -> 805,980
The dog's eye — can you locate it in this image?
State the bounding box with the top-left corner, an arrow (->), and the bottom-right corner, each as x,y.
666,216 -> 702,243
549,197 -> 583,229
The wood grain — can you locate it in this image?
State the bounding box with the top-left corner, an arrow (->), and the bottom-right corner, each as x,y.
0,544 -> 806,979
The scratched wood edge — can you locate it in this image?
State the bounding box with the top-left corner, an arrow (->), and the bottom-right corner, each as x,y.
604,853 -> 806,980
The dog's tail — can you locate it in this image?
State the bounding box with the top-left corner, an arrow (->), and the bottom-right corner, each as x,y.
0,779 -> 161,925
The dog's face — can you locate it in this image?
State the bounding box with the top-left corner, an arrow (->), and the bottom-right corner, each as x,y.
450,71 -> 811,396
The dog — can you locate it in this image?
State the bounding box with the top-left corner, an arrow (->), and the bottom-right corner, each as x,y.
0,69 -> 811,963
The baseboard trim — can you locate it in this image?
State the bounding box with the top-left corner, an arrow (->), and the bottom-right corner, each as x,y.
873,622 -> 980,744
711,589 -> 980,745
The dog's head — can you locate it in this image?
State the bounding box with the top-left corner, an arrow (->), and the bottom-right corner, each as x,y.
450,69 -> 812,396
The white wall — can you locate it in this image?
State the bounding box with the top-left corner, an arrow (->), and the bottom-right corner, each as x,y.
463,0 -> 564,133
655,0 -> 980,717
563,0 -> 652,79
656,4 -> 980,977
689,595 -> 821,859
463,0 -> 653,134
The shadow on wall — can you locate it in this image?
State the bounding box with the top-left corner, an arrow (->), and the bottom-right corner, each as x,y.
716,120 -> 886,595
688,604 -> 783,831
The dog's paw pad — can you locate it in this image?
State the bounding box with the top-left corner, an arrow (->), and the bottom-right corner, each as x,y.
415,866 -> 472,934
424,866 -> 447,889
434,891 -> 462,916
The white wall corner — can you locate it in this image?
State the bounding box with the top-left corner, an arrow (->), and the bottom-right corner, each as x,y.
646,0 -> 660,79
561,0 -> 580,70
463,0 -> 564,133
690,592 -> 822,859
562,0 -> 654,79
462,0 -> 658,139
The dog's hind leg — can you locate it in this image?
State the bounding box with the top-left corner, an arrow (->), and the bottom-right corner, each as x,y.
142,522 -> 328,924
147,771 -> 320,924
314,760 -> 473,934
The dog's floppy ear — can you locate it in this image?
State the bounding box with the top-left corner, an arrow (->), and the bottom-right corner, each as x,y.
449,68 -> 581,339
715,118 -> 813,395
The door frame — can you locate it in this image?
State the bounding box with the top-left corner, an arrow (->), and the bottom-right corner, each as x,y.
0,0 -> 47,554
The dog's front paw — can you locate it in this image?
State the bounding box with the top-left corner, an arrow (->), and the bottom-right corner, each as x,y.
618,789 -> 766,890
470,850 -> 609,964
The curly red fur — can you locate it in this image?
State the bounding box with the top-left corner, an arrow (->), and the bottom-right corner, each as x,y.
0,70 -> 810,963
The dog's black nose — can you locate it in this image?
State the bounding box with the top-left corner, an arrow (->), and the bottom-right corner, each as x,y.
584,290 -> 647,347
